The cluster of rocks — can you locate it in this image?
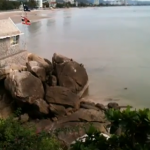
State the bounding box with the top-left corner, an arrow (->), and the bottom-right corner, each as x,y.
0,52 -> 123,147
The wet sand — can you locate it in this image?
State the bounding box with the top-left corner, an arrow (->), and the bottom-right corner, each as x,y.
0,9 -> 57,23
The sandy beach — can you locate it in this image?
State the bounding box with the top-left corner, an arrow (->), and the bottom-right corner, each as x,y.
0,9 -> 57,23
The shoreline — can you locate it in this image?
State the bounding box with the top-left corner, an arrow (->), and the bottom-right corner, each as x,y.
0,9 -> 59,24
0,7 -> 99,24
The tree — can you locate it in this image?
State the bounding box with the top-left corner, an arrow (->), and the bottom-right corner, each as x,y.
0,0 -> 21,10
56,3 -> 64,8
25,0 -> 38,9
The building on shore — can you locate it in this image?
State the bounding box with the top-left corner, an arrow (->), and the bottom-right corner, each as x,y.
35,0 -> 43,8
75,1 -> 78,6
89,0 -> 99,5
94,0 -> 99,5
0,18 -> 27,67
0,18 -> 23,58
48,0 -> 57,7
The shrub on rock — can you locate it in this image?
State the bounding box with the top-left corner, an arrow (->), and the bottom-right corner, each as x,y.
70,107 -> 150,150
0,115 -> 62,150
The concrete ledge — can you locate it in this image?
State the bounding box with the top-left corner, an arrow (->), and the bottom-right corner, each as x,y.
0,50 -> 28,67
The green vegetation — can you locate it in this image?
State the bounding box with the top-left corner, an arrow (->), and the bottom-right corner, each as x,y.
56,3 -> 65,8
0,110 -> 62,150
0,0 -> 20,10
24,0 -> 38,9
1,107 -> 150,150
43,2 -> 50,8
56,2 -> 76,8
0,0 -> 37,10
70,107 -> 150,150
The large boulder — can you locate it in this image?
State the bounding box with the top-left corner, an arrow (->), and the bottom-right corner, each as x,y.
26,61 -> 46,82
53,122 -> 108,146
28,53 -> 52,73
0,64 -> 27,80
4,71 -> 44,104
45,85 -> 80,110
80,98 -> 106,111
52,53 -> 88,97
53,108 -> 108,146
58,108 -> 106,124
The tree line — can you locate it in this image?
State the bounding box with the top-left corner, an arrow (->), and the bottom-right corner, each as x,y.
0,0 -> 37,10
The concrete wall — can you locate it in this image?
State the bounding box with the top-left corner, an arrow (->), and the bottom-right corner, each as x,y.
0,50 -> 28,67
0,37 -> 20,59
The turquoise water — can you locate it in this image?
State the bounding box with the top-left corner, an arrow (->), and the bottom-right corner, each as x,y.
17,6 -> 150,108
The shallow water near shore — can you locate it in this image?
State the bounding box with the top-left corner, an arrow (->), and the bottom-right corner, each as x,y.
17,6 -> 150,109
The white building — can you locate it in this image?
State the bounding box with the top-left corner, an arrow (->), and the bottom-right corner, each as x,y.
49,0 -> 57,7
75,1 -> 78,6
93,0 -> 99,5
36,0 -> 43,8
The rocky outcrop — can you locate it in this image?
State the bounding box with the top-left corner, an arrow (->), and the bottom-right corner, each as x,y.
28,53 -> 52,73
58,108 -> 106,123
0,64 -> 27,80
52,53 -> 89,97
48,101 -> 109,146
0,52 -> 128,147
54,122 -> 108,146
0,53 -> 90,119
44,105 -> 109,146
26,61 -> 46,82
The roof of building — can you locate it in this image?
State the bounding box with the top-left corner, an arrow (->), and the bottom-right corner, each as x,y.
0,18 -> 23,39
